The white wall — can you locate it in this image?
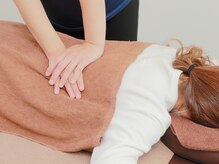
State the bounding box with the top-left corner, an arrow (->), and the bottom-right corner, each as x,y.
138,0 -> 219,60
0,0 -> 218,59
0,0 -> 23,23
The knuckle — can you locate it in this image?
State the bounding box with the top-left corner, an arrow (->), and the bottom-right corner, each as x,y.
65,67 -> 73,74
75,66 -> 83,73
61,76 -> 68,83
52,72 -> 60,79
56,68 -> 63,74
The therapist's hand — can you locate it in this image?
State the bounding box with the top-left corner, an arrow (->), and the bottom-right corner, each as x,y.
53,72 -> 84,99
45,41 -> 104,99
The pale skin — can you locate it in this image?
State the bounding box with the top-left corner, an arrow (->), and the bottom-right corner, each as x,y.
13,0 -> 106,99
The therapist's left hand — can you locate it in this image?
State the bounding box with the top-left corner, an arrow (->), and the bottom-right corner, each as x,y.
45,41 -> 104,97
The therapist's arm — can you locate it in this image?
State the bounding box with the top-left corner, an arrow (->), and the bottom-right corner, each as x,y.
13,0 -> 66,59
79,0 -> 106,48
44,0 -> 107,88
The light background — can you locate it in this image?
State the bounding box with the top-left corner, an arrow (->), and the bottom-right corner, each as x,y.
0,0 -> 218,59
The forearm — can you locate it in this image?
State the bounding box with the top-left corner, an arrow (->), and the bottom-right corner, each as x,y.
79,0 -> 106,50
13,0 -> 66,59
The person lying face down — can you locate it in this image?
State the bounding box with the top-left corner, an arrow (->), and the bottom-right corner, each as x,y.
0,22 -> 218,163
90,40 -> 219,164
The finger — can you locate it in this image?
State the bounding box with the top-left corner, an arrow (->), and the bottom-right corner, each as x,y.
71,82 -> 81,99
45,53 -> 66,76
49,55 -> 72,85
77,73 -> 84,91
59,61 -> 78,88
70,63 -> 85,84
54,78 -> 60,94
54,77 -> 60,94
65,81 -> 76,98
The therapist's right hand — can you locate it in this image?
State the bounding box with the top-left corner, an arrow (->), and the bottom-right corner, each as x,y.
47,55 -> 84,99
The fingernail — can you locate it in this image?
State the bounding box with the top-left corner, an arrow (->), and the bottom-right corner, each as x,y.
71,80 -> 75,84
76,94 -> 81,99
49,79 -> 54,85
59,82 -> 63,87
54,88 -> 59,94
80,87 -> 84,91
45,71 -> 50,76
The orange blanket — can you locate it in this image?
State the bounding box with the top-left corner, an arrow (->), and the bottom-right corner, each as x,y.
0,21 -> 149,152
0,21 -> 218,152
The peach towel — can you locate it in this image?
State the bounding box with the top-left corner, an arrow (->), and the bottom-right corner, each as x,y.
0,21 -> 149,152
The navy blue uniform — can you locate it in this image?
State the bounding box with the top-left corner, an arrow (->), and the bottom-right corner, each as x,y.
40,0 -> 139,41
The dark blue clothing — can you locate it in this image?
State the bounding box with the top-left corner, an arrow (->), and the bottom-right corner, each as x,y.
105,0 -> 132,20
41,0 -> 132,30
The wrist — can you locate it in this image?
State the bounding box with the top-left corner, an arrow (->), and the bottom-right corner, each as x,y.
45,44 -> 66,60
84,40 -> 105,52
